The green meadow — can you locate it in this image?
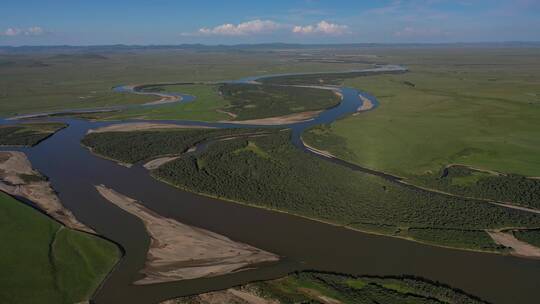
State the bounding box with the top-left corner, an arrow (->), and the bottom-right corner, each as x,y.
303,48 -> 540,179
0,192 -> 120,304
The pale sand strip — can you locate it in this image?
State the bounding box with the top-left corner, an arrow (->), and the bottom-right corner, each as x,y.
301,139 -> 336,159
142,94 -> 181,106
162,288 -> 279,304
143,156 -> 180,170
353,95 -> 374,116
96,185 -> 278,285
216,108 -> 238,119
488,231 -> 540,259
0,151 -> 94,233
224,110 -> 323,126
88,122 -> 213,133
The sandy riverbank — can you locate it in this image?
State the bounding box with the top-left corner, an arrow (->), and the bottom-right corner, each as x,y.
353,95 -> 374,115
0,151 -> 94,233
95,185 -> 278,284
488,231 -> 540,259
301,139 -> 336,159
142,93 -> 181,106
224,110 -> 322,126
162,288 -> 279,304
88,122 -> 214,133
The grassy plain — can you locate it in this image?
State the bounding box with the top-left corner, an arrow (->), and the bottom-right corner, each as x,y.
0,192 -> 120,304
0,122 -> 66,146
104,84 -> 231,121
0,49 -> 371,118
303,48 -> 540,178
171,271 -> 486,304
82,129 -> 540,251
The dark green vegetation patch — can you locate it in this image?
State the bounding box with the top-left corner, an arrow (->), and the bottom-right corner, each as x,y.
219,83 -> 340,120
83,129 -> 540,250
260,69 -> 406,86
0,192 -> 120,304
406,228 -> 504,251
253,272 -> 487,304
176,271 -> 486,304
416,165 -> 540,209
0,122 -> 66,146
513,229 -> 540,248
82,128 -> 268,164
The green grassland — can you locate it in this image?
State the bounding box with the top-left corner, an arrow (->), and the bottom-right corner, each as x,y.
81,129 -> 540,251
104,85 -> 231,121
0,192 -> 120,304
175,271 -> 486,304
0,50 -> 372,118
0,122 -> 67,146
301,48 -> 540,203
303,48 -> 540,208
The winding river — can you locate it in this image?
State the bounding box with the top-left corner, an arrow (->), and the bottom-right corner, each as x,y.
2,66 -> 540,304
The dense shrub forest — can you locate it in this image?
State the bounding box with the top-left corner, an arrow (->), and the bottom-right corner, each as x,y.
219,83 -> 340,120
416,165 -> 540,209
83,129 -> 540,250
176,271 -> 487,304
81,128 -> 267,164
0,123 -> 66,146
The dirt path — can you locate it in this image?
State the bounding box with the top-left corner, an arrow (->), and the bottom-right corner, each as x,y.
0,151 -> 94,233
95,185 -> 278,285
88,122 -> 213,133
488,231 -> 540,259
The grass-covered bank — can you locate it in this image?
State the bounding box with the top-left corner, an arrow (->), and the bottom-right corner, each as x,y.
0,192 -> 120,304
82,129 -> 540,252
167,271 -> 487,304
302,49 -> 540,178
0,122 -> 67,146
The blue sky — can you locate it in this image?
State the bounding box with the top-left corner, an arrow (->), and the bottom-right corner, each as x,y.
1,0 -> 539,45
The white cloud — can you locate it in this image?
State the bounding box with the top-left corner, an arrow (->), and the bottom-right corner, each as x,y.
3,28 -> 22,36
190,20 -> 281,36
292,21 -> 349,35
1,26 -> 45,36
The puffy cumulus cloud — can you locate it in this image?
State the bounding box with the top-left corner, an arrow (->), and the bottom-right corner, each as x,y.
1,26 -> 45,36
292,21 -> 349,35
3,28 -> 22,36
191,20 -> 281,36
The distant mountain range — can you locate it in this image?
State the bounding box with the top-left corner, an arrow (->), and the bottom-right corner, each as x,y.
1,42 -> 539,54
